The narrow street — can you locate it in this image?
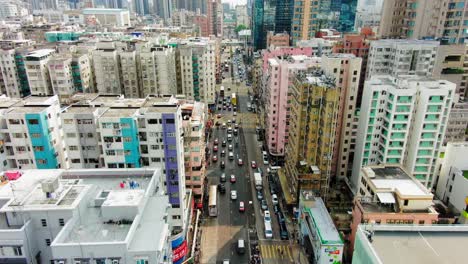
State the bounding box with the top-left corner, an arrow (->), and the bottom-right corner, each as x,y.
200,47 -> 303,264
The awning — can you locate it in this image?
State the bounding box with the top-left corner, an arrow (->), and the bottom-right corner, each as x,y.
377,192 -> 396,204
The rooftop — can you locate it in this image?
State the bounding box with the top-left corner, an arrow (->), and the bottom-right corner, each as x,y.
356,224 -> 468,264
302,196 -> 343,245
362,166 -> 430,196
25,49 -> 55,58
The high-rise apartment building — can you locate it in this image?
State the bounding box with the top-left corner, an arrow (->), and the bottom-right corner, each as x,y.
282,71 -> 340,202
351,76 -> 455,192
120,50 -> 141,98
291,0 -> 358,45
181,101 -> 206,207
24,49 -> 56,96
235,4 -> 249,27
47,56 -> 75,100
264,55 -> 321,159
366,39 -> 439,79
138,43 -> 177,95
0,95 -> 63,170
321,54 -> 363,180
173,37 -> 216,108
379,0 -> 468,44
153,0 -> 172,20
92,42 -> 122,94
252,0 -> 276,50
432,44 -> 467,101
207,0 -> 223,37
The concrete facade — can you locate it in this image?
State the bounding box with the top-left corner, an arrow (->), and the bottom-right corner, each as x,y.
379,0 -> 468,44
351,76 -> 455,191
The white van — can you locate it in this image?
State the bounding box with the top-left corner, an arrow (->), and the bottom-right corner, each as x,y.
264,221 -> 273,239
262,151 -> 268,159
227,134 -> 233,141
229,152 -> 234,160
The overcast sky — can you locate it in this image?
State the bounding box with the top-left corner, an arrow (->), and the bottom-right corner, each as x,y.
223,0 -> 247,7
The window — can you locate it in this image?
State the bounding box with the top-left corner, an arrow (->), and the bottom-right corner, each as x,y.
69,146 -> 78,151
28,119 -> 39,125
151,145 -> 159,150
66,133 -> 76,138
45,239 -> 51,246
167,133 -> 175,137
13,246 -> 22,256
404,200 -> 409,206
165,118 -> 175,124
41,219 -> 47,227
63,119 -> 73,124
59,218 -> 65,226
31,133 -> 41,138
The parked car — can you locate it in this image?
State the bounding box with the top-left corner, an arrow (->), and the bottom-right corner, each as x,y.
264,210 -> 271,222
221,161 -> 225,169
213,145 -> 218,152
214,138 -> 219,145
212,155 -> 218,162
220,173 -> 226,182
257,191 -> 263,200
238,159 -> 244,166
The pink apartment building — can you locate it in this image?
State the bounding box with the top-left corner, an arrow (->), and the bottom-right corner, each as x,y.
181,101 -> 206,208
263,55 -> 321,157
347,165 -> 439,259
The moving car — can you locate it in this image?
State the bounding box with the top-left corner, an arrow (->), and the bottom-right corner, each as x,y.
230,174 -> 236,183
261,199 -> 268,210
239,201 -> 245,212
221,161 -> 225,169
214,138 -> 219,145
218,183 -> 226,193
212,155 -> 218,162
213,145 -> 218,152
228,144 -> 233,150
237,159 -> 243,166
272,194 -> 279,205
231,190 -> 237,200
220,173 -> 226,182
221,150 -> 226,156
251,161 -> 257,168
222,140 -> 227,147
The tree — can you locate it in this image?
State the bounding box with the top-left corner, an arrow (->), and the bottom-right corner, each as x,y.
235,24 -> 248,33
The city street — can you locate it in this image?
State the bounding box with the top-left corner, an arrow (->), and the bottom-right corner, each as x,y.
200,48 -> 298,264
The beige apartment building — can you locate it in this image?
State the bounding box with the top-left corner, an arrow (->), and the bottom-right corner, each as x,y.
379,0 -> 468,44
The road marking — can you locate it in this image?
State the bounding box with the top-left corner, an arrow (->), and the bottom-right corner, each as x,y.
287,245 -> 293,260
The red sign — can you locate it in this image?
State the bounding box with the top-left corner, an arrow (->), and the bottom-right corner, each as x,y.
173,240 -> 188,262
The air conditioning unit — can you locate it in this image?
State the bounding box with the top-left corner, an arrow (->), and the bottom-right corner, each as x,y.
112,260 -> 119,264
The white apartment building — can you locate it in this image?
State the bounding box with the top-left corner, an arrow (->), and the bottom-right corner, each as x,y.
120,50 -> 140,98
435,142 -> 468,214
61,105 -> 101,169
138,44 -> 177,96
321,54 -> 363,179
235,5 -> 249,27
47,56 -> 75,100
0,168 -> 172,264
0,49 -> 22,98
92,43 -> 122,94
444,102 -> 468,145
82,8 -> 131,27
71,52 -> 94,93
0,0 -> 19,18
0,95 -> 63,170
351,76 -> 455,192
175,38 -> 216,107
297,39 -> 334,57
366,40 -> 439,79
25,49 -> 56,96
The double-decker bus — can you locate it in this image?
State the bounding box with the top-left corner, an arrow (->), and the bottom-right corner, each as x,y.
208,185 -> 218,217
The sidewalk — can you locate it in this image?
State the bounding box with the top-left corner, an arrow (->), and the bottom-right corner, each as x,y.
291,244 -> 309,264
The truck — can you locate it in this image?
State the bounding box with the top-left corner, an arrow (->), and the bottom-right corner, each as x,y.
254,173 -> 262,190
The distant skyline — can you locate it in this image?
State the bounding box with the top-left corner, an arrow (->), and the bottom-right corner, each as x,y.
222,0 -> 247,7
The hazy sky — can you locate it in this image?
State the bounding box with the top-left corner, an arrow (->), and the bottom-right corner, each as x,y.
223,0 -> 247,6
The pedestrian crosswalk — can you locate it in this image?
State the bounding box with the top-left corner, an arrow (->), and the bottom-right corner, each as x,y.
260,244 -> 293,260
